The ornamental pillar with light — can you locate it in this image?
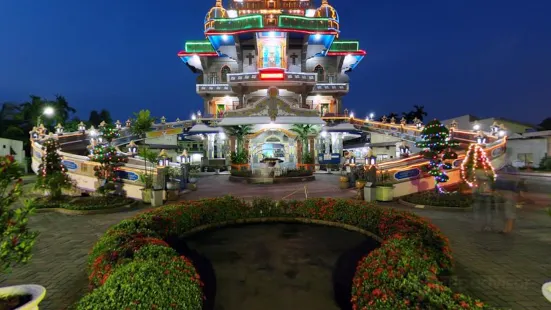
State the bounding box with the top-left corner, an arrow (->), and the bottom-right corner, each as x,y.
399,142 -> 410,157
476,134 -> 487,145
55,123 -> 64,135
98,121 -> 107,129
126,119 -> 132,128
160,116 -> 166,124
88,126 -> 98,144
390,117 -> 396,125
413,118 -> 423,130
127,141 -> 138,156
343,108 -> 349,117
490,122 -> 500,136
158,149 -> 170,166
400,117 -> 407,127
381,115 -> 388,123
115,120 -> 122,130
30,127 -> 39,140
197,111 -> 202,120
78,122 -> 86,133
179,149 -> 190,164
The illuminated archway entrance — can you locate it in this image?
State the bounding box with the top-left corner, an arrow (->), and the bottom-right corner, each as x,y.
249,128 -> 297,170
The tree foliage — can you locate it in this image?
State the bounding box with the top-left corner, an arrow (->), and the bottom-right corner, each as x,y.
415,119 -> 459,191
131,110 -> 155,137
0,155 -> 38,274
225,125 -> 253,150
34,138 -> 73,198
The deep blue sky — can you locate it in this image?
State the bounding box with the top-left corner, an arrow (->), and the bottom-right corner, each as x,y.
1,0 -> 550,124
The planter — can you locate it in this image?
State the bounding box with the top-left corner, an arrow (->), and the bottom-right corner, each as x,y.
141,188 -> 152,204
376,186 -> 394,202
166,189 -> 179,201
339,176 -> 349,189
355,180 -> 367,189
151,189 -> 164,207
166,181 -> 179,190
542,282 -> 551,303
0,285 -> 46,310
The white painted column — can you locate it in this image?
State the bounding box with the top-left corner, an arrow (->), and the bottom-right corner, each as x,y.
325,136 -> 331,154
331,133 -> 339,154
207,134 -> 216,159
216,134 -> 225,158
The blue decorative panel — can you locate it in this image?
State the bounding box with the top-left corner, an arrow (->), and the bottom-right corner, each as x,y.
491,147 -> 504,158
117,171 -> 139,182
394,168 -> 421,180
62,160 -> 78,171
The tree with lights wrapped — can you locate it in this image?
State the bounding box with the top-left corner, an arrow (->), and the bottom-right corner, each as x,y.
415,119 -> 459,192
460,143 -> 496,188
90,124 -> 128,195
35,137 -> 73,199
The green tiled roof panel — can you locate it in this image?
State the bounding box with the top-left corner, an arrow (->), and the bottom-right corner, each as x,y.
329,40 -> 360,52
207,15 -> 264,31
185,40 -> 215,53
278,15 -> 339,31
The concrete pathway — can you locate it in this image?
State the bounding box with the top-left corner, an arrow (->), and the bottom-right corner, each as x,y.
1,175 -> 549,309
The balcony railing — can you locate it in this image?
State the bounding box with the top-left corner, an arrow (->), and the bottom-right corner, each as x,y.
196,84 -> 232,94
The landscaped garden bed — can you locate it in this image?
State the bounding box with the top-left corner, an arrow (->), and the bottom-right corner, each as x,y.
31,196 -> 136,213
401,191 -> 506,209
229,169 -> 315,183
76,196 -> 490,309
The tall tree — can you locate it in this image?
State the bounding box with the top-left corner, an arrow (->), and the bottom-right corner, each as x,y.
50,94 -> 76,125
538,117 -> 551,131
99,109 -> 112,125
88,110 -> 102,127
411,105 -> 428,122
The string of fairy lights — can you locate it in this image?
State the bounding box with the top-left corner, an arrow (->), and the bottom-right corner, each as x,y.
460,144 -> 496,188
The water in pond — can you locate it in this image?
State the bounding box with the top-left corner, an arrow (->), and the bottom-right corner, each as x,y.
183,223 -> 379,310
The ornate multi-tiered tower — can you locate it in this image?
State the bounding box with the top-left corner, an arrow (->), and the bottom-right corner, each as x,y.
178,0 -> 365,118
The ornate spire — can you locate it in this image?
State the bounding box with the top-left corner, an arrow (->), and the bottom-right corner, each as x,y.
216,0 -> 223,7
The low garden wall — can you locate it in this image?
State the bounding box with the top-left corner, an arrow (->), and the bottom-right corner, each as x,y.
76,197 -> 490,309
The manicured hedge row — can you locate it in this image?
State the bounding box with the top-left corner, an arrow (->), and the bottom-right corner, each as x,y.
77,196 -> 490,309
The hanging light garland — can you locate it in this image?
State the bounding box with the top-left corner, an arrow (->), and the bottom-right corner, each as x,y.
460,143 -> 496,188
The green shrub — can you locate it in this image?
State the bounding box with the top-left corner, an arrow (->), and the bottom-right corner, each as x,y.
82,196 -> 489,309
403,191 -> 474,208
77,256 -> 202,310
539,156 -> 551,171
230,169 -> 253,177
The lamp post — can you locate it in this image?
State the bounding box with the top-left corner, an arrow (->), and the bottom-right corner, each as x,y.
78,122 -> 86,133
476,134 -> 487,144
55,123 -> 64,135
37,106 -> 55,126
473,123 -> 481,131
127,141 -> 138,157
191,114 -> 197,121
115,120 -> 122,130
126,119 -> 132,128
158,149 -> 170,166
179,149 -> 190,164
88,126 -> 98,144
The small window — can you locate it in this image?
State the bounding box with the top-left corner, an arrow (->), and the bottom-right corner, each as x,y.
314,65 -> 325,82
221,66 -> 231,83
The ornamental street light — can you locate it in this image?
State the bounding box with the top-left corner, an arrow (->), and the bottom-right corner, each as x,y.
473,124 -> 481,131
127,141 -> 138,156
37,106 -> 55,126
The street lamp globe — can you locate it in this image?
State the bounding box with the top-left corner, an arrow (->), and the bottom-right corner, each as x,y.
43,107 -> 55,117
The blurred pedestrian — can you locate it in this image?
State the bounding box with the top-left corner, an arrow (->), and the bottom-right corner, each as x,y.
473,168 -> 494,231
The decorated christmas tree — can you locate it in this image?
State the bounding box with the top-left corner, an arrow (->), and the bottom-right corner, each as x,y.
415,119 -> 459,192
35,137 -> 73,198
460,143 -> 496,188
90,125 -> 128,195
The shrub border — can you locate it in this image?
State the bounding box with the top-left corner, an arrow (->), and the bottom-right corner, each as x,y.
35,200 -> 139,215
79,197 -> 489,309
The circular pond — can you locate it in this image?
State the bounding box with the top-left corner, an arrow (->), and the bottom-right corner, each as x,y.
185,223 -> 379,310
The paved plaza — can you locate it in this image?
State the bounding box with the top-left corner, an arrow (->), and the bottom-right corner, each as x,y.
1,175 -> 550,309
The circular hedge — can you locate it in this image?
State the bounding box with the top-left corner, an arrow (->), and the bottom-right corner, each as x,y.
77,196 -> 490,309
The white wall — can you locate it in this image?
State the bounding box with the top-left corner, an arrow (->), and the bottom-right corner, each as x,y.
0,138 -> 26,172
242,49 -> 257,73
507,138 -> 548,167
287,49 -> 302,72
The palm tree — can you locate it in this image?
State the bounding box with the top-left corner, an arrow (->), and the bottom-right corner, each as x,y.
412,105 -> 427,122
225,125 -> 253,150
290,124 -> 317,163
50,94 -> 76,125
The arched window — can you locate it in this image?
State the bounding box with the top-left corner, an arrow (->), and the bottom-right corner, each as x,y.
314,65 -> 325,82
221,66 -> 231,83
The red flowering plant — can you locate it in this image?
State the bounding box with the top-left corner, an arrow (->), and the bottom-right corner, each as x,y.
0,155 -> 38,274
82,196 -> 489,309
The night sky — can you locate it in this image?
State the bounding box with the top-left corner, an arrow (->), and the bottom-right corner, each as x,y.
1,0 -> 550,124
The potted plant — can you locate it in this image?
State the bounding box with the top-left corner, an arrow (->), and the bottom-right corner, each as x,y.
188,168 -> 199,191
376,171 -> 394,202
166,167 -> 181,190
0,156 -> 43,309
339,168 -> 349,189
139,173 -> 153,204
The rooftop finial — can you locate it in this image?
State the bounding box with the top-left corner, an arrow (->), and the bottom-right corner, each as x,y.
322,0 -> 329,4
216,0 -> 223,7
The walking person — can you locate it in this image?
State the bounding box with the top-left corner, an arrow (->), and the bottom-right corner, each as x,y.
472,168 -> 494,231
